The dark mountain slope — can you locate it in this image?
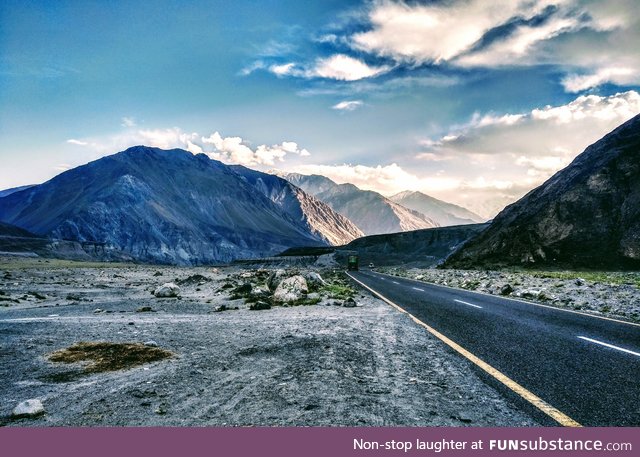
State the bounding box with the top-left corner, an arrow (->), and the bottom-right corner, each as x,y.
444,114 -> 640,269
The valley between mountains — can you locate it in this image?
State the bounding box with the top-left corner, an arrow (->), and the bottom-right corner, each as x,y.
1,115 -> 639,426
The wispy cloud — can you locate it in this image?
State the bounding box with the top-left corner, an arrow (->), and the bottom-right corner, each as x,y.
121,117 -> 137,128
263,54 -> 391,81
66,139 -> 88,146
332,100 -> 363,111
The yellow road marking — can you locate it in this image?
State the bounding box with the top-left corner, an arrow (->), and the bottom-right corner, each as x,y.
346,271 -> 582,427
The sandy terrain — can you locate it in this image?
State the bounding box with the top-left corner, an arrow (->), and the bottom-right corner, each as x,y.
0,256 -> 537,426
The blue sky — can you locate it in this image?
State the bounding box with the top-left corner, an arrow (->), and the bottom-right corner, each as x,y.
1,0 -> 639,217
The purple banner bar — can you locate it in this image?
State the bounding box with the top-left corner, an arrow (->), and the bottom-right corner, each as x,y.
1,427 -> 637,457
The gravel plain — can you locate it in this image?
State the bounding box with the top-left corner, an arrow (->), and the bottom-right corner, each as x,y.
0,256 -> 537,426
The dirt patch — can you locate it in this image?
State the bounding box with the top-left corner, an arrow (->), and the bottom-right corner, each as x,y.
48,342 -> 174,373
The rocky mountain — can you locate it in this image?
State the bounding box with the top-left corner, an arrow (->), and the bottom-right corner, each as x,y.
0,146 -> 362,265
230,165 -> 363,245
390,190 -> 484,226
0,185 -> 34,198
444,114 -> 640,269
276,172 -> 438,235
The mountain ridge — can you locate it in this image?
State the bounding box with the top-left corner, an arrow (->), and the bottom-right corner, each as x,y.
444,114 -> 640,269
0,146 -> 361,265
275,172 -> 439,235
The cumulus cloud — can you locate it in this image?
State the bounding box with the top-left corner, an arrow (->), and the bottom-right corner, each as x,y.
332,100 -> 363,111
65,127 -> 312,168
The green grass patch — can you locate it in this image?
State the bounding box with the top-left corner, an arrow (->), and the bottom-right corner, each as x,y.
321,283 -> 355,299
526,270 -> 640,288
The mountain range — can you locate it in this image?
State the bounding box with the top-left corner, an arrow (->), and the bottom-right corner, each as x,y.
0,146 -> 361,265
275,172 -> 440,235
445,113 -> 640,269
389,190 -> 484,226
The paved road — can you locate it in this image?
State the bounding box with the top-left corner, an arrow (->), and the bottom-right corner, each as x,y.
347,269 -> 640,426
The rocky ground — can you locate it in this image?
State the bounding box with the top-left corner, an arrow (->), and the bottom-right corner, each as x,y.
0,256 -> 537,426
380,267 -> 640,323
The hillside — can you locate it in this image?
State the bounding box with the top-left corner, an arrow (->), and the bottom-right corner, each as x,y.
444,114 -> 640,269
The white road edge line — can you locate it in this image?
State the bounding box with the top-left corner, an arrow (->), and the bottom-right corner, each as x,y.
412,287 -> 425,292
374,271 -> 640,328
454,299 -> 483,309
578,336 -> 640,358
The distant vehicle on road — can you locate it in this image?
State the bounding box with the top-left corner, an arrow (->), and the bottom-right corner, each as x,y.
368,263 -> 375,268
347,255 -> 359,271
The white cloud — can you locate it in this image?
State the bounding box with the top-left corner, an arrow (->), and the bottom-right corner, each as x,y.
311,54 -> 390,81
562,67 -> 637,92
350,0 -> 561,64
121,117 -> 137,128
269,63 -> 296,76
332,100 -> 363,111
66,127 -> 312,168
290,162 -> 461,195
416,91 -> 640,212
339,0 -> 640,92
66,139 -> 88,146
265,54 -> 390,81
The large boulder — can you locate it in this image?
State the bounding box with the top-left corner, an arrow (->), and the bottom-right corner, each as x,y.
273,275 -> 308,303
266,269 -> 287,292
154,283 -> 180,298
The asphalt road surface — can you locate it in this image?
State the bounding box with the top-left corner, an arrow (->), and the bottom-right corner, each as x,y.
347,269 -> 640,426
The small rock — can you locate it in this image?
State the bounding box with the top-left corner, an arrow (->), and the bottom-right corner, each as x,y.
303,271 -> 325,290
12,399 -> 45,418
249,301 -> 271,311
575,278 -> 586,286
500,284 -> 514,296
136,306 -> 155,313
240,272 -> 253,278
266,269 -> 287,292
154,283 -> 180,298
213,304 -> 228,312
342,297 -> 357,307
232,283 -> 252,295
66,293 -> 82,301
93,308 -> 104,314
143,340 -> 158,347
29,291 -> 47,300
249,286 -> 270,300
153,271 -> 163,277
